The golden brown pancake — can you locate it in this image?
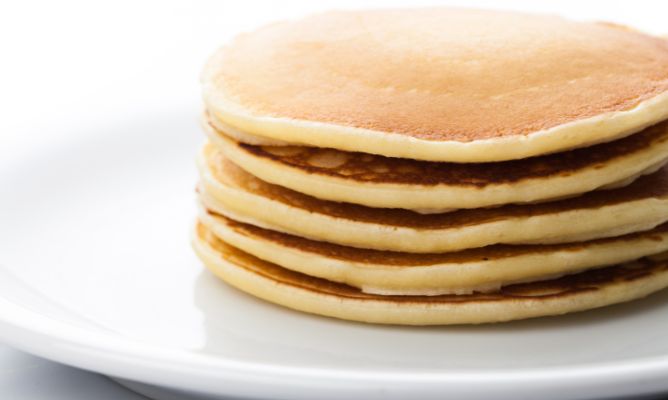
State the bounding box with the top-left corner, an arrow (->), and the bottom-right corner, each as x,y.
199,210 -> 668,295
193,223 -> 668,325
202,8 -> 668,162
206,116 -> 668,210
198,146 -> 668,252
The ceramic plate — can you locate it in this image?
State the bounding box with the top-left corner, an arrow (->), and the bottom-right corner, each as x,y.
1,108 -> 668,400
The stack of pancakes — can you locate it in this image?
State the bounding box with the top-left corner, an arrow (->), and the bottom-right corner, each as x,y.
193,8 -> 668,325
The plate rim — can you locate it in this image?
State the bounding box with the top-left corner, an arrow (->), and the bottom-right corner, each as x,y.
1,291 -> 668,399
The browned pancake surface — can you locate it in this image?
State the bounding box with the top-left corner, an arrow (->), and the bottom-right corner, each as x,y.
210,213 -> 668,266
224,119 -> 668,186
208,8 -> 668,141
199,224 -> 668,303
207,149 -> 668,229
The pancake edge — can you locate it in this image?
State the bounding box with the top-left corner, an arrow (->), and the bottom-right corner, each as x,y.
205,124 -> 668,209
203,86 -> 668,162
199,210 -> 668,295
192,225 -> 668,325
198,152 -> 668,252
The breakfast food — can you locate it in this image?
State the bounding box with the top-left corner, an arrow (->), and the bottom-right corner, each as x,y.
197,150 -> 668,252
194,8 -> 668,324
198,212 -> 668,296
193,224 -> 668,325
204,114 -> 668,210
201,8 -> 668,162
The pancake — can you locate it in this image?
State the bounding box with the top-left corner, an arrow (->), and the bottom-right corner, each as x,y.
202,8 -> 668,162
206,116 -> 668,210
199,211 -> 668,295
193,223 -> 668,325
197,145 -> 668,252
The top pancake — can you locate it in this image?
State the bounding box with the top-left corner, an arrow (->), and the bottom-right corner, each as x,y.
202,8 -> 668,162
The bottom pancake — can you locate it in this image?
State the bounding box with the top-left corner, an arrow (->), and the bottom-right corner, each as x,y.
193,222 -> 668,325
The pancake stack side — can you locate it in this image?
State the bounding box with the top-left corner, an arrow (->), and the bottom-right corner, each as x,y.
193,8 -> 668,324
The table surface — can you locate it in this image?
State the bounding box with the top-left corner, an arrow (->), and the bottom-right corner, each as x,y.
0,345 -> 147,399
2,1 -> 667,399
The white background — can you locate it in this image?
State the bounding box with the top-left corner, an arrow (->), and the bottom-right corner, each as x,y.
1,1 -> 667,398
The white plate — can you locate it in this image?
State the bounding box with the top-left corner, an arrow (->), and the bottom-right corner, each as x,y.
1,109 -> 668,400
